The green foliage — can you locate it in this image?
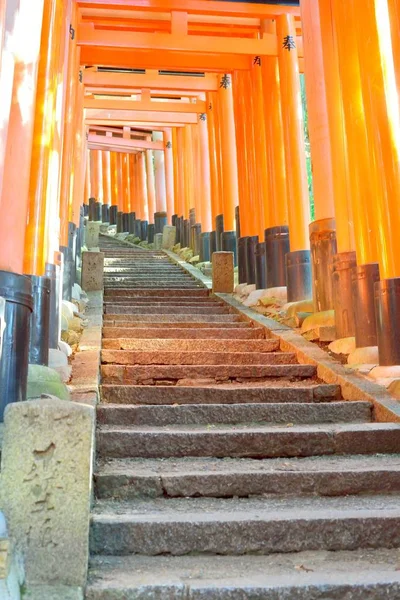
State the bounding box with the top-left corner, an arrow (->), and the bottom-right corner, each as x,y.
300,74 -> 315,221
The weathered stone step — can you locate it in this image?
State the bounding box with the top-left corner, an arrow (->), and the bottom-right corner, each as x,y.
103,282 -> 202,288
101,338 -> 279,352
100,384 -> 341,405
105,313 -> 241,323
104,289 -> 209,297
103,305 -> 229,314
103,297 -> 219,304
101,350 -> 297,366
102,326 -> 264,339
97,401 -> 371,426
89,494 -> 400,556
86,550 -> 400,599
101,363 -> 316,384
94,454 -> 400,500
96,423 -> 400,459
103,320 -> 251,330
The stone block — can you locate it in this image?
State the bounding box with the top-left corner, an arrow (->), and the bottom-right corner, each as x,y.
81,251 -> 104,292
212,252 -> 234,293
154,233 -> 163,250
162,225 -> 176,250
85,222 -> 100,249
0,398 -> 95,593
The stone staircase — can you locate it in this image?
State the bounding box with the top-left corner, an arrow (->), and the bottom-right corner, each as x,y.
86,236 -> 400,598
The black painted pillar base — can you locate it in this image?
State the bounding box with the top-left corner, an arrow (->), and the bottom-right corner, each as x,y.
123,213 -> 130,233
68,222 -> 77,287
172,214 -> 178,227
0,270 -> 33,421
183,219 -> 190,248
175,216 -> 181,244
95,202 -> 102,222
286,250 -> 312,302
221,231 -> 237,266
255,242 -> 267,290
60,246 -> 72,301
28,275 -> 51,367
141,220 -> 148,241
117,212 -> 124,233
265,225 -> 290,289
192,224 -> 202,256
209,231 -> 217,257
109,205 -> 118,226
148,224 -> 155,244
129,212 -> 136,234
375,277 -> 400,365
77,207 -> 85,259
83,204 -> 89,217
332,251 -> 357,339
45,261 -> 61,350
245,235 -> 258,286
200,232 -> 211,263
352,263 -> 380,348
216,214 -> 224,251
155,211 -> 168,234
102,204 -> 110,223
310,218 -> 337,312
189,208 -> 196,228
134,219 -> 142,239
238,237 -> 248,284
89,197 -> 96,221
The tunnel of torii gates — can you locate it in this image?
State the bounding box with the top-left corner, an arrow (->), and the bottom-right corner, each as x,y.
0,0 -> 400,418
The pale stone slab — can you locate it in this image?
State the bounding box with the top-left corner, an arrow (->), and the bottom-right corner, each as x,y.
0,398 -> 95,591
212,252 -> 234,293
85,222 -> 100,249
81,251 -> 105,292
154,233 -> 163,250
162,225 -> 176,250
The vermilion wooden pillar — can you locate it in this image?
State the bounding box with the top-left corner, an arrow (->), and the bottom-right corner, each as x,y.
353,0 -> 400,364
251,57 -> 268,237
175,127 -> 186,219
198,113 -> 212,233
388,0 -> 400,101
217,73 -> 239,233
317,0 -> 354,255
122,153 -> 131,215
0,0 -> 19,206
163,128 -> 175,222
110,152 -> 118,207
116,153 -> 124,213
145,149 -> 156,224
138,152 -> 149,223
23,0 -> 65,276
102,151 -> 111,208
183,125 -> 194,220
300,1 -> 337,312
0,0 -> 45,273
205,92 -> 222,229
331,0 -> 378,267
277,14 -> 311,300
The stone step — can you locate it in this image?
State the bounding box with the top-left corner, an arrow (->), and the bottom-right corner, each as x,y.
100,384 -> 341,405
102,326 -> 264,339
101,350 -> 298,366
103,289 -> 210,297
103,320 -> 251,329
86,551 -> 400,599
105,313 -> 241,322
103,297 -> 220,304
94,454 -> 400,500
89,494 -> 400,556
101,338 -> 280,352
97,401 -> 371,426
104,282 -> 202,288
103,305 -> 229,314
101,363 -> 317,384
96,423 -> 400,459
